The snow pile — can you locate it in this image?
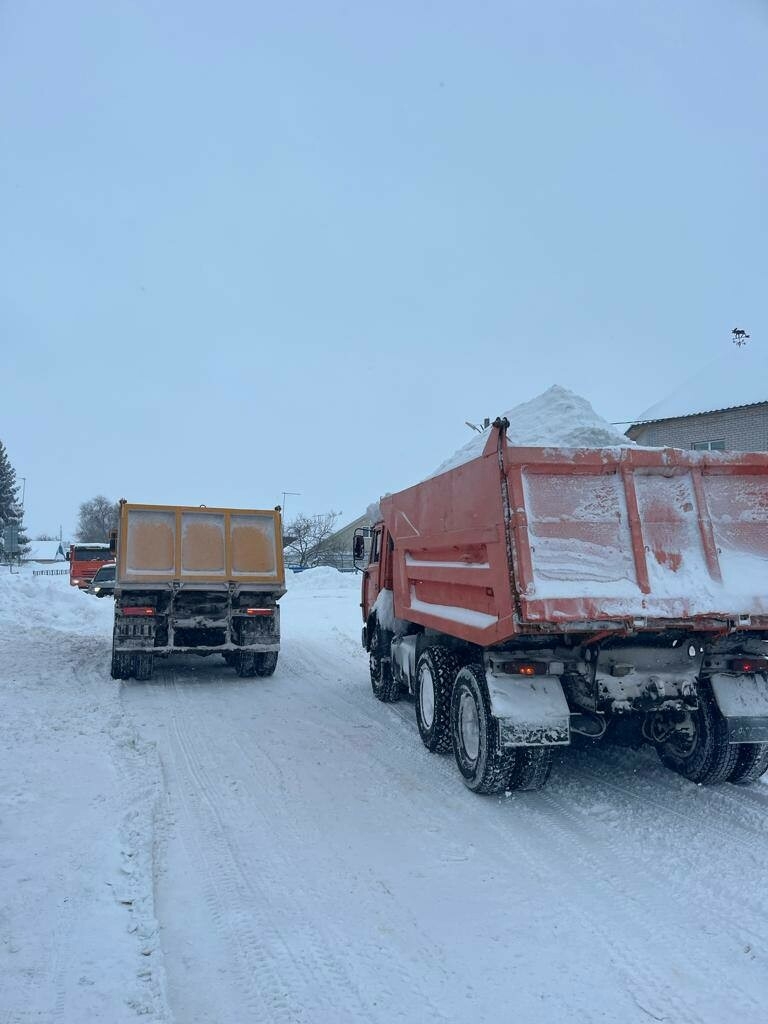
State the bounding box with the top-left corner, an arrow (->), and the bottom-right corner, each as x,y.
286,565 -> 360,591
0,567 -> 113,636
432,385 -> 631,476
0,569 -> 169,1021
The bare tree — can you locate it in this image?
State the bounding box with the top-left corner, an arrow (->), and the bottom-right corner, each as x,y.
76,495 -> 120,541
283,511 -> 341,568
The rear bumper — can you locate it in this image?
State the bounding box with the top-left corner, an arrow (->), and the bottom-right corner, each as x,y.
113,605 -> 281,655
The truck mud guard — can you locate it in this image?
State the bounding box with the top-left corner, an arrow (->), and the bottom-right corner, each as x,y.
708,673 -> 768,744
484,654 -> 570,747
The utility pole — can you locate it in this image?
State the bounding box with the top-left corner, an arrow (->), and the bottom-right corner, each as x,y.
21,477 -> 26,507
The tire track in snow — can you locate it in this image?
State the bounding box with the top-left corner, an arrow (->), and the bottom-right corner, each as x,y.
166,701 -> 318,1023
163,669 -> 453,1024
160,672 -> 386,1024
377,700 -> 763,1023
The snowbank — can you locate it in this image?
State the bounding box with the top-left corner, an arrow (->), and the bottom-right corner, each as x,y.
0,569 -> 169,1021
286,565 -> 360,591
432,385 -> 632,476
0,567 -> 113,635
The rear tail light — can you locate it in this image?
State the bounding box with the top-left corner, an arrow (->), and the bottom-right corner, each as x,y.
122,607 -> 155,617
729,657 -> 768,673
497,660 -> 549,676
246,608 -> 273,616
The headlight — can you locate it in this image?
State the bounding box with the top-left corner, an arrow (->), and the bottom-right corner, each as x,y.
94,587 -> 101,593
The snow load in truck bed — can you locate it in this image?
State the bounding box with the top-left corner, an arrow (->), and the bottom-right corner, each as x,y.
431,385 -> 631,477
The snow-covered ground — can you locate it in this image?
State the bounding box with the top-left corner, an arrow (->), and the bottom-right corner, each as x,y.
2,567 -> 768,1023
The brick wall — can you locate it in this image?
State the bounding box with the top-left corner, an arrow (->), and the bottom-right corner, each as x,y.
627,403 -> 768,450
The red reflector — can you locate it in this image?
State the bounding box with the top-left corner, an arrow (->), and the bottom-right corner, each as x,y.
123,607 -> 155,617
730,657 -> 768,673
246,608 -> 273,616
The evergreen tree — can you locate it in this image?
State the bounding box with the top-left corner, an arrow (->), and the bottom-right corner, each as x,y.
0,440 -> 30,559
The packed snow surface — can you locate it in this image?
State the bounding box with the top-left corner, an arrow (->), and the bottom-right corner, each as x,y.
3,567 -> 768,1023
432,385 -> 631,476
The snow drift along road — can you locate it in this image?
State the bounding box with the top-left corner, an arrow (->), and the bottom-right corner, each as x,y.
2,568 -> 768,1023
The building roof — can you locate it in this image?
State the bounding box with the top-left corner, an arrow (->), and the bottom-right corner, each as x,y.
632,345 -> 768,425
26,540 -> 68,562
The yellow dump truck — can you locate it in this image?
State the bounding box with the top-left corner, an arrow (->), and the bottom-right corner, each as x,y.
110,502 -> 286,681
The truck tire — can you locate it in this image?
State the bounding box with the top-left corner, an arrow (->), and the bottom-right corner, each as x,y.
369,623 -> 400,703
656,683 -> 738,785
415,647 -> 459,753
255,651 -> 278,677
132,653 -> 154,681
111,649 -> 132,680
235,651 -> 258,677
728,743 -> 768,785
507,747 -> 553,791
450,664 -> 515,794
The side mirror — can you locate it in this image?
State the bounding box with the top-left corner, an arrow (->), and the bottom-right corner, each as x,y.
66,551 -> 71,561
352,534 -> 365,561
109,529 -> 117,556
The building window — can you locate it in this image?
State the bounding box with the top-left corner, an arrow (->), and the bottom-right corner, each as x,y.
692,439 -> 726,451
361,528 -> 371,537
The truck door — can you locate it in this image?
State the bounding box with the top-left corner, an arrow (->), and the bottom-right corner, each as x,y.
363,526 -> 383,622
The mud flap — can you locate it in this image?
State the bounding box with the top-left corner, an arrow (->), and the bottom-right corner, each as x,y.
484,664 -> 570,748
708,673 -> 768,744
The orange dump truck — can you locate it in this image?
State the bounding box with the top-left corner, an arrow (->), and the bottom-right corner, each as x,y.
111,502 -> 285,681
355,417 -> 768,794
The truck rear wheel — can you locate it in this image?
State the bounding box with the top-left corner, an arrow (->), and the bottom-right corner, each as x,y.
255,651 -> 278,677
111,648 -> 132,680
507,747 -> 554,791
369,623 -> 400,702
450,664 -> 515,794
235,651 -> 258,677
416,648 -> 459,753
728,743 -> 768,785
656,684 -> 738,785
132,653 -> 154,681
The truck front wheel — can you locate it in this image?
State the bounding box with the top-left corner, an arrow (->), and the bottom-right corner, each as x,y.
656,684 -> 738,785
369,623 -> 399,703
450,664 -> 515,794
728,743 -> 768,785
416,648 -> 459,753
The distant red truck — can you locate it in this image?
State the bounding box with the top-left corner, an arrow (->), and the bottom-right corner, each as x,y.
355,416 -> 768,795
68,543 -> 112,589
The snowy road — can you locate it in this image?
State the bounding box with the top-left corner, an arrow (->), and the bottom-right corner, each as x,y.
3,570 -> 768,1023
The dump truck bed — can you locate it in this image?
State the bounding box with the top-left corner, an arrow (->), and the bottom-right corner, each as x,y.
116,503 -> 286,591
382,432 -> 768,645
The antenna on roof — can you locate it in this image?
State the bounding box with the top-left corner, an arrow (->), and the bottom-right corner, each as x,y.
732,328 -> 750,347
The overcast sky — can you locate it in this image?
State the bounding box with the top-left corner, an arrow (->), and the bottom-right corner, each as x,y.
2,0 -> 766,538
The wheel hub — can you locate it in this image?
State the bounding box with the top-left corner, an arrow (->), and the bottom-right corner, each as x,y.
419,666 -> 435,727
458,689 -> 480,762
